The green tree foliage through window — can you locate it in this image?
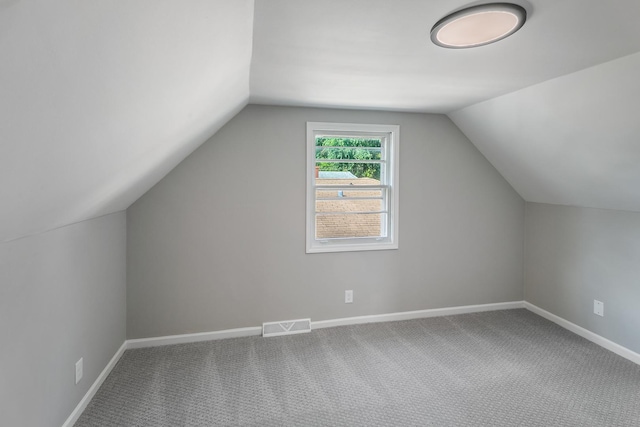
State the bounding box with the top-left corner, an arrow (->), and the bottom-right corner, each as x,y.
315,137 -> 382,179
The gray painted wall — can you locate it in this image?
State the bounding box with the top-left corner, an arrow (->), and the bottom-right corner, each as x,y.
525,202 -> 640,354
0,212 -> 126,427
127,105 -> 525,339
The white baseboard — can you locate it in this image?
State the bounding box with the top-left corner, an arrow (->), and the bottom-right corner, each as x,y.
524,302 -> 640,366
61,341 -> 127,427
126,326 -> 262,349
125,302 -> 525,349
312,301 -> 525,330
63,300 -> 640,426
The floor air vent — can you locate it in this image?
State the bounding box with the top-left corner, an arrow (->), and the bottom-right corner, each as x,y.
262,318 -> 311,338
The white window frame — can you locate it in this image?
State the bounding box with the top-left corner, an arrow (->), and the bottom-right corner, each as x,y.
306,122 -> 399,253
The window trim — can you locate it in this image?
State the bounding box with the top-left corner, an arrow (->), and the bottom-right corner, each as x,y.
306,122 -> 399,253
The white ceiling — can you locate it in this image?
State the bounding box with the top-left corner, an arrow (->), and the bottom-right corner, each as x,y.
3,0 -> 640,241
250,0 -> 640,113
0,0 -> 253,242
450,52 -> 640,212
251,0 -> 640,214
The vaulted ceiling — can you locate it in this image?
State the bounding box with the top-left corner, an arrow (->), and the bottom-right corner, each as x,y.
450,52 -> 640,212
3,0 -> 640,242
250,0 -> 640,113
0,0 -> 254,242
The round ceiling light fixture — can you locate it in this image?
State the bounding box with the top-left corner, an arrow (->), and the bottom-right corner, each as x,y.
431,3 -> 526,49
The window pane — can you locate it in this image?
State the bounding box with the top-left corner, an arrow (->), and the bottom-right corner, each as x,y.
315,136 -> 383,180
315,146 -> 381,160
316,198 -> 384,214
316,213 -> 387,239
315,163 -> 382,183
316,136 -> 381,150
315,188 -> 384,202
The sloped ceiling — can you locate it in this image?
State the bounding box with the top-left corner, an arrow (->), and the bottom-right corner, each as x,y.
250,0 -> 640,113
0,0 -> 253,242
4,0 -> 640,242
250,0 -> 640,213
450,52 -> 640,212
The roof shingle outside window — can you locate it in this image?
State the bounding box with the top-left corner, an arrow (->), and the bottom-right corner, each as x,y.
316,177 -> 382,239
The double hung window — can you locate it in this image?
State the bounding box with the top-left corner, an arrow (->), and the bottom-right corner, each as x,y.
306,122 -> 399,253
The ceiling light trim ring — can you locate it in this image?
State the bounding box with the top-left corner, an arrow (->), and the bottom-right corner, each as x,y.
431,3 -> 527,49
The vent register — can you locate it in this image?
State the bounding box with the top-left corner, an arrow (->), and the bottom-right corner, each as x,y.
262,319 -> 312,337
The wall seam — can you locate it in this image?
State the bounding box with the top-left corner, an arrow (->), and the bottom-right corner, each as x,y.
522,201 -> 528,302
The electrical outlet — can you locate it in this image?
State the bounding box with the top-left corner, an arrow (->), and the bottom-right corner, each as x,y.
594,300 -> 604,317
75,358 -> 83,384
345,290 -> 353,304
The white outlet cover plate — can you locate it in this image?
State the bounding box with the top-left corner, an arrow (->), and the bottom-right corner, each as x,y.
75,358 -> 83,384
594,300 -> 604,317
345,290 -> 353,304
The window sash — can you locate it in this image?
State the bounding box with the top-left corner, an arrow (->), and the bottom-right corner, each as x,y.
315,213 -> 389,239
316,211 -> 389,216
315,146 -> 382,151
314,185 -> 390,239
314,186 -> 388,207
315,159 -> 385,164
314,184 -> 389,189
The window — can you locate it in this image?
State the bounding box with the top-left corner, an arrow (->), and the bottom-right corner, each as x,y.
306,122 -> 399,253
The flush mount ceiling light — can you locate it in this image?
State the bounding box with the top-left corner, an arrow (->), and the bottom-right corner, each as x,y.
431,3 -> 526,49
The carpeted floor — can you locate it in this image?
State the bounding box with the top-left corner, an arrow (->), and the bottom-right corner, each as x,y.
75,309 -> 640,426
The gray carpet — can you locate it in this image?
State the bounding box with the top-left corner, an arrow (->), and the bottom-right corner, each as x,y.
75,309 -> 640,426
